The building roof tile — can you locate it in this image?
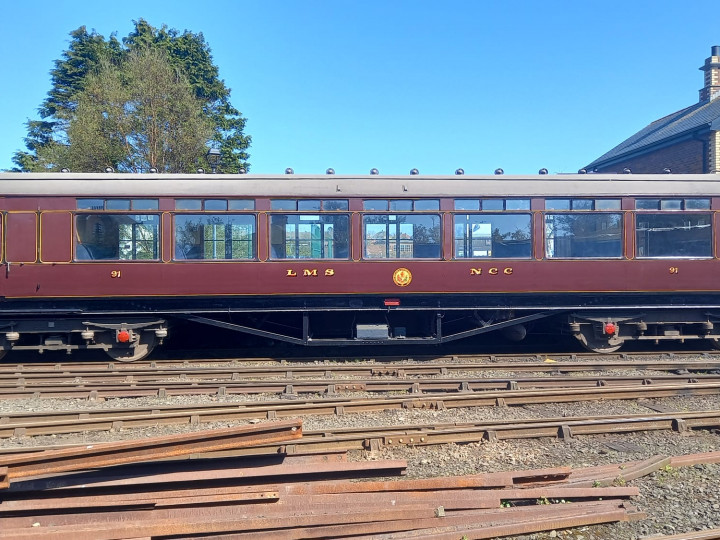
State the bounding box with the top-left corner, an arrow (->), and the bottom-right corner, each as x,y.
587,97 -> 720,168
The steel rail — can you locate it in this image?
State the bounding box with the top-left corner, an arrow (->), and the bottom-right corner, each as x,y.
0,420 -> 302,480
2,355 -> 719,377
3,373 -> 720,401
5,412 -> 718,461
1,383 -> 720,439
0,500 -> 639,540
4,370 -> 720,389
172,410 -> 720,455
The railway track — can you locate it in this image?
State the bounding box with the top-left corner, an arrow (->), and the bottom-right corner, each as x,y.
3,354 -> 720,538
2,350 -> 719,373
2,382 -> 720,438
1,352 -> 719,399
2,373 -> 720,400
2,408 -> 719,456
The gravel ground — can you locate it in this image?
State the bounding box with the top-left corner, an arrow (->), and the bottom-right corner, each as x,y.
2,363 -> 720,539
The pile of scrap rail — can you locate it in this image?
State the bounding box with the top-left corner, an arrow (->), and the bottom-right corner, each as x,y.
0,420 -> 705,540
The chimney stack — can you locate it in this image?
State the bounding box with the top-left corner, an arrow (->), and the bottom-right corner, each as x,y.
699,45 -> 720,102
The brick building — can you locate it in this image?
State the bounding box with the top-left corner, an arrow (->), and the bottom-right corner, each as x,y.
586,46 -> 720,174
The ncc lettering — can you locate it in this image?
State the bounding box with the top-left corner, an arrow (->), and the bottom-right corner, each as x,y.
470,267 -> 513,276
286,269 -> 335,277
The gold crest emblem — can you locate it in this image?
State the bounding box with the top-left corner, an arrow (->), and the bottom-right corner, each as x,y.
392,267 -> 412,287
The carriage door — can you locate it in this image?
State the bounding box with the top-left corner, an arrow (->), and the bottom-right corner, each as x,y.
5,212 -> 38,264
40,212 -> 73,263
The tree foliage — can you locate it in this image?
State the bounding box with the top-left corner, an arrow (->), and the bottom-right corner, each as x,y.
12,20 -> 250,173
66,49 -> 213,172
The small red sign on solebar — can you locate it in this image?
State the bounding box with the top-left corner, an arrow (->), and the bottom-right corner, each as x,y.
384,298 -> 401,306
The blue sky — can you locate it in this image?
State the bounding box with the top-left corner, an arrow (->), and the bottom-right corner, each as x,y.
0,0 -> 717,175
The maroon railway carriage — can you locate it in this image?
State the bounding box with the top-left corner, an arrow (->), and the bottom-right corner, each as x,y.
1,171 -> 720,361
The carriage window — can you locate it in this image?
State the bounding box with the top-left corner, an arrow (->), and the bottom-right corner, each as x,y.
454,214 -> 532,258
636,198 -> 709,210
175,199 -> 255,211
77,199 -> 104,210
636,214 -> 712,258
77,199 -> 158,210
363,214 -> 441,259
546,200 -> 571,211
174,215 -> 255,260
545,213 -> 623,258
364,200 -> 439,211
389,200 -> 413,211
75,214 -> 160,261
455,199 -> 530,210
204,200 -> 228,211
270,214 -> 349,259
298,200 -> 321,211
228,200 -> 255,210
414,200 -> 440,211
323,200 -> 349,211
660,199 -> 682,211
546,199 -> 620,211
132,199 -> 159,210
176,199 -> 202,210
505,199 -> 531,211
271,199 -> 347,211
484,199 -> 506,211
363,200 -> 388,211
106,199 -> 131,210
271,200 -> 297,211
571,199 -> 593,210
685,199 -> 711,210
455,199 -> 480,211
595,199 -> 622,210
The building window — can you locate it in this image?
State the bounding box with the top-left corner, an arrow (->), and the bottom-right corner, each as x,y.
363,214 -> 441,259
635,214 -> 712,258
545,213 -> 623,258
454,214 -> 532,258
174,215 -> 255,260
270,214 -> 349,259
75,214 -> 160,260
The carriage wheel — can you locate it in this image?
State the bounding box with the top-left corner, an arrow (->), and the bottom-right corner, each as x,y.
105,333 -> 157,362
574,327 -> 623,354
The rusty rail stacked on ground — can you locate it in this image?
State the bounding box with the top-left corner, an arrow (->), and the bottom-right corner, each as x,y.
0,421 -> 650,540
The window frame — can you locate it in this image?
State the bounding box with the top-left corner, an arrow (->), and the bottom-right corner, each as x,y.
453,212 -> 533,259
74,212 -> 161,261
543,211 -> 624,260
362,213 -> 442,260
269,213 -> 350,260
173,213 -> 257,261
